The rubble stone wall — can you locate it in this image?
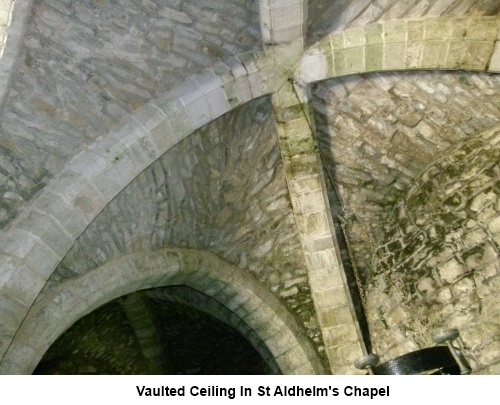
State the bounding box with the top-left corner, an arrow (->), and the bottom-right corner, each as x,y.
366,124 -> 500,374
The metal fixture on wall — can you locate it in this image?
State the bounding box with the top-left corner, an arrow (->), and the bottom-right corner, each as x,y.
354,329 -> 471,375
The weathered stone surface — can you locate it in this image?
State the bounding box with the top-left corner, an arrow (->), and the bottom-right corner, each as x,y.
1,0 -> 500,376
366,124 -> 500,371
0,0 -> 261,228
313,71 -> 500,276
40,97 -> 327,368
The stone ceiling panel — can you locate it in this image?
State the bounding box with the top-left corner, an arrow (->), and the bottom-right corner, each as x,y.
40,98 -> 328,369
312,70 -> 500,274
0,0 -> 261,228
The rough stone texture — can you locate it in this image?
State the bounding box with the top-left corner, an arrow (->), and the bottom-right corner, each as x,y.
272,80 -> 365,374
1,0 -> 500,375
313,71 -> 500,276
0,0 -> 261,228
366,124 -> 500,373
40,97 -> 328,370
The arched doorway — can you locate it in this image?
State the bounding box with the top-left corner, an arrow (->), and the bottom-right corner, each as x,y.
2,249 -> 322,375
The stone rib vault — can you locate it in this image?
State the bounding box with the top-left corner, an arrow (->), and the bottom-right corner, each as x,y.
0,0 -> 499,374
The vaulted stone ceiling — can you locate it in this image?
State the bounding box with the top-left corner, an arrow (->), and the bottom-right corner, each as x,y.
0,0 -> 499,375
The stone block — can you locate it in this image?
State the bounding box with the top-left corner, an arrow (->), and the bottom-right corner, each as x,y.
302,211 -> 331,238
211,62 -> 233,85
0,228 -> 38,260
234,76 -> 253,103
158,98 -> 193,138
271,38 -> 303,63
383,20 -> 407,44
287,175 -> 321,195
0,343 -> 39,375
424,18 -> 452,41
463,228 -> 487,248
223,286 -> 253,312
225,56 -> 248,79
384,42 -> 405,70
261,64 -> 289,93
323,324 -> 358,347
65,151 -> 108,182
449,17 -> 467,38
0,294 -> 29,331
421,40 -> 449,69
23,241 -> 61,279
365,44 -> 383,72
407,19 -> 424,42
318,305 -> 354,327
72,183 -> 106,222
326,340 -> 363,366
461,41 -> 494,70
331,49 -> 347,77
242,305 -> 274,329
344,46 -> 364,74
296,190 -> 326,216
272,25 -> 302,43
248,72 -> 264,98
308,235 -> 335,253
206,88 -> 229,119
92,162 -> 134,202
49,170 -> 87,206
438,258 -> 466,284
287,153 -> 319,178
177,78 -> 204,106
252,313 -> 283,341
131,104 -> 167,133
2,264 -> 45,308
194,70 -> 222,95
488,42 -> 500,73
300,53 -> 328,83
270,3 -> 302,30
283,115 -> 314,137
446,40 -> 466,69
364,23 -> 383,46
186,96 -> 211,128
314,286 -> 348,309
32,192 -> 88,241
489,215 -> 500,234
264,327 -> 297,357
276,345 -> 313,374
329,33 -> 343,51
466,18 -> 498,41
304,249 -> 337,270
149,120 -> 175,153
405,41 -> 423,69
344,27 -> 365,48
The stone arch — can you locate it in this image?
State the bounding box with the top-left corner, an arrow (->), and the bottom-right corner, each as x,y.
0,248 -> 323,375
297,16 -> 500,84
1,14 -> 498,366
0,52 -> 279,362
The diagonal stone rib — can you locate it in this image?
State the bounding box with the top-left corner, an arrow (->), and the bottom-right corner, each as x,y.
271,79 -> 365,374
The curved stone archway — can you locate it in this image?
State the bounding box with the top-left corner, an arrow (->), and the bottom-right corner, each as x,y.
0,248 -> 323,375
1,13 -> 499,370
297,16 -> 500,84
